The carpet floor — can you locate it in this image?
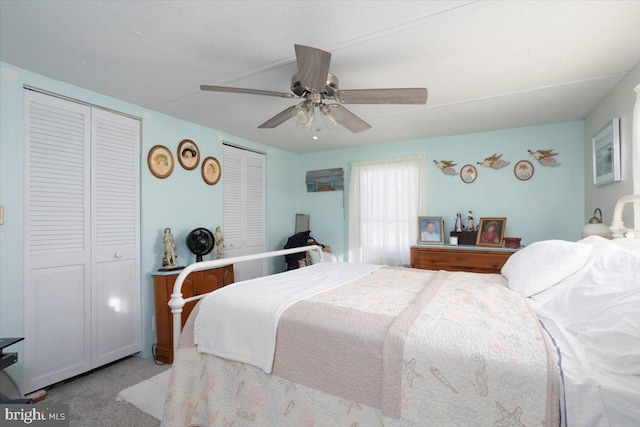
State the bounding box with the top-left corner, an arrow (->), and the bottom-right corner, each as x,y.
41,355 -> 170,427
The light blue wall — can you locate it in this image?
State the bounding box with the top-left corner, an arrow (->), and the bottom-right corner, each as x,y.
299,121 -> 586,261
0,62 -> 298,390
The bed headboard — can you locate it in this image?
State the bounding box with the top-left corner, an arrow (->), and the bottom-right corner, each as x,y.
609,194 -> 640,239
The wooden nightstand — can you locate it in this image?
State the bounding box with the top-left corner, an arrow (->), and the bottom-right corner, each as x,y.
152,264 -> 234,363
410,245 -> 516,274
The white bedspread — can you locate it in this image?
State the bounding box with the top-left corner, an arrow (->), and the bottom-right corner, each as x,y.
193,262 -> 381,373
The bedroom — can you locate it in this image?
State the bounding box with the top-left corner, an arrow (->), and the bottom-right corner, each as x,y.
1,0 -> 639,425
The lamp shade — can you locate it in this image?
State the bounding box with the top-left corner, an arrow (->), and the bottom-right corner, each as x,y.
581,208 -> 611,238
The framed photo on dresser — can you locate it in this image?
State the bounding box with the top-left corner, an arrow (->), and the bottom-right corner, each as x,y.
476,217 -> 507,247
418,216 -> 444,245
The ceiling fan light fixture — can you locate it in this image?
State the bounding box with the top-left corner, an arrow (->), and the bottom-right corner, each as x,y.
292,100 -> 313,126
319,103 -> 338,127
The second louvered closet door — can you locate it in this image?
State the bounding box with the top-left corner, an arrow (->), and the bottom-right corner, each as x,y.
223,144 -> 265,282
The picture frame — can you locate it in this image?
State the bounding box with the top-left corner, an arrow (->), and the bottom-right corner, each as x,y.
201,156 -> 221,185
514,160 -> 534,181
476,217 -> 507,247
417,216 -> 444,245
147,145 -> 174,179
177,139 -> 200,170
460,164 -> 477,184
592,118 -> 621,186
306,168 -> 344,192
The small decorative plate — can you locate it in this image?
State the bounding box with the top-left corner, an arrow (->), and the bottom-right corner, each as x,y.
514,160 -> 534,181
202,156 -> 221,185
460,164 -> 477,184
147,145 -> 174,179
177,139 -> 200,170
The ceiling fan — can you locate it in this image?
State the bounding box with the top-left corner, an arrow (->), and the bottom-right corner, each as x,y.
200,44 -> 428,136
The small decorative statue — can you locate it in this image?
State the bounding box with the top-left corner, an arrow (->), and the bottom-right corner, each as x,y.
214,226 -> 225,258
163,227 -> 177,267
454,212 -> 463,232
466,211 -> 475,232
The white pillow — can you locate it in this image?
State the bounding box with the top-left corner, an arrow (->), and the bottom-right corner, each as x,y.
501,240 -> 592,297
529,236 -> 610,304
612,237 -> 640,254
539,244 -> 640,375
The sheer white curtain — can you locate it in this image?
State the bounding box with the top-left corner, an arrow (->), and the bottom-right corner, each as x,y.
348,156 -> 429,266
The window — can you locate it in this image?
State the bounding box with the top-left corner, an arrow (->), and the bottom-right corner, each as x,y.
348,156 -> 429,265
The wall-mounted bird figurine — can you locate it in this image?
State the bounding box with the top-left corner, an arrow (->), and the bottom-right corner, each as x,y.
433,159 -> 458,176
528,149 -> 560,167
477,153 -> 510,169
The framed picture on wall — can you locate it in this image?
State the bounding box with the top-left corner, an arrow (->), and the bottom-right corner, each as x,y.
147,145 -> 174,179
476,217 -> 507,247
177,139 -> 200,170
418,216 -> 444,245
514,160 -> 534,181
592,118 -> 621,186
201,156 -> 221,185
460,164 -> 477,184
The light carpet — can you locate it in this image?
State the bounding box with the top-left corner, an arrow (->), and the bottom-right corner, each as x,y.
116,369 -> 171,421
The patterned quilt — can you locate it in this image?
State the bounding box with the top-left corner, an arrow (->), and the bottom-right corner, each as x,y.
162,267 -> 559,426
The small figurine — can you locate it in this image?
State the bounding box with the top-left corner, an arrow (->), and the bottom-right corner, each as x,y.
466,211 -> 475,232
163,227 -> 177,267
454,212 -> 463,232
214,226 -> 225,258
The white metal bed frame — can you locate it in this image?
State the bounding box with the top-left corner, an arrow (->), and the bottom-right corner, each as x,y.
167,245 -> 337,352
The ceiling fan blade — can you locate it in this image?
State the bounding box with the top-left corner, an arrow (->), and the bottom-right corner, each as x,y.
327,104 -> 371,133
200,85 -> 296,99
334,88 -> 428,104
294,44 -> 331,93
257,105 -> 297,129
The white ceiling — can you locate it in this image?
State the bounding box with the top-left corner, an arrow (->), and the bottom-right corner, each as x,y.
2,1 -> 639,154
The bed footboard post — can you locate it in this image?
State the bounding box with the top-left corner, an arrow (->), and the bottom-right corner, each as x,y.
168,292 -> 186,353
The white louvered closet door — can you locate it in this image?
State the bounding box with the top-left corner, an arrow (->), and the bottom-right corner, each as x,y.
91,109 -> 140,368
23,90 -> 140,393
223,145 -> 265,282
24,90 -> 92,392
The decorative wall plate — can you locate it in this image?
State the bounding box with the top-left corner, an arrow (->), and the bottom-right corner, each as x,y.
514,160 -> 534,181
201,156 -> 221,185
147,145 -> 174,179
177,139 -> 200,170
460,164 -> 477,184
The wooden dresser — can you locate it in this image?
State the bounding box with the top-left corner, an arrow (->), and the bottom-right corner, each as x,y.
152,264 -> 234,363
410,245 -> 516,274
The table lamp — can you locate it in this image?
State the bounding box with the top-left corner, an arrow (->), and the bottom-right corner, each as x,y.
581,208 -> 611,239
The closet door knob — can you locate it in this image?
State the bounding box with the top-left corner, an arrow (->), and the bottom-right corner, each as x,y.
114,251 -> 123,258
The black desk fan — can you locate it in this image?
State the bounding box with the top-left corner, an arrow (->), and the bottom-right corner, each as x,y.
186,228 -> 215,262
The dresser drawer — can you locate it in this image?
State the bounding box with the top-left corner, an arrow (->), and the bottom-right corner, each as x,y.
410,246 -> 515,274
